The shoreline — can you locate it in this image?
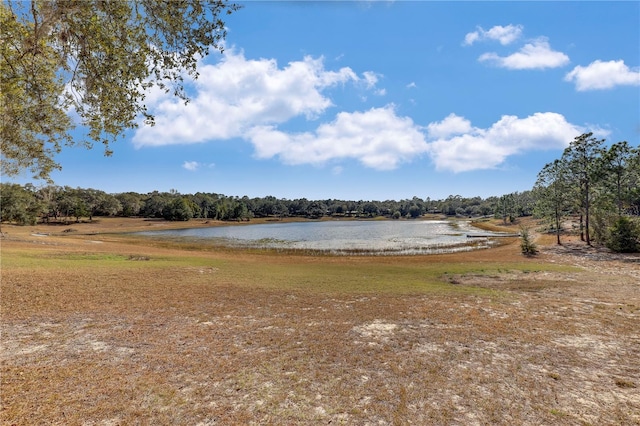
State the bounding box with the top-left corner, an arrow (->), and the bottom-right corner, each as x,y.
1,216 -> 520,257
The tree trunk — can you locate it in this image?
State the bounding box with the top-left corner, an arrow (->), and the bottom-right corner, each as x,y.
585,181 -> 591,246
555,206 -> 561,245
579,214 -> 584,242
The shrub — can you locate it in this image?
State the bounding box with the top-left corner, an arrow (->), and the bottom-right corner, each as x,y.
606,216 -> 639,253
520,226 -> 538,256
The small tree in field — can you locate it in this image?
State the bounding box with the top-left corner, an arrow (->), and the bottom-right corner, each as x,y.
520,226 -> 538,256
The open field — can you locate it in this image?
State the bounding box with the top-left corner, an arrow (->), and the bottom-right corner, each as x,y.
1,217 -> 639,425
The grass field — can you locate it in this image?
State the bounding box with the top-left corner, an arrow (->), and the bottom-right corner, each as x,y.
1,217 -> 639,425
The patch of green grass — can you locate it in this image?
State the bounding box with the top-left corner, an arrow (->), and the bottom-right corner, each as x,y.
211,258 -> 577,295
52,253 -> 130,261
549,408 -> 567,417
2,240 -> 578,297
1,248 -> 222,273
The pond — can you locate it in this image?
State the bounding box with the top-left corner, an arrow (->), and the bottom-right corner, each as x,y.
136,219 -> 508,255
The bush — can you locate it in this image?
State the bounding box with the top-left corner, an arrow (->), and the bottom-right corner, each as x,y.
520,226 -> 538,256
606,216 -> 639,253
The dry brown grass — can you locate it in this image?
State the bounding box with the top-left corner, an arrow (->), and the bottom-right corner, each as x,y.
1,217 -> 639,425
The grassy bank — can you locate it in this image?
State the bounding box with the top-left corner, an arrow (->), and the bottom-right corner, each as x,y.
1,218 -> 639,425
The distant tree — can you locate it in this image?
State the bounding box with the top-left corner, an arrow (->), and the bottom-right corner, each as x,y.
331,203 -> 346,216
96,194 -> 121,217
408,204 -> 423,218
348,201 -> 361,216
441,195 -> 463,216
464,205 -> 479,217
57,187 -> 87,222
513,191 -> 535,217
411,197 -> 425,214
601,141 -> 635,215
115,192 -> 143,217
77,188 -> 107,221
213,196 -> 249,221
424,197 -> 435,214
497,194 -> 515,224
627,147 -> 640,215
289,198 -> 310,217
232,199 -> 251,221
1,0 -> 240,180
478,203 -> 494,217
162,197 -> 193,221
253,196 -> 275,217
362,202 -> 379,217
214,197 -> 230,220
534,159 -> 573,245
563,132 -> 606,245
192,192 -> 219,219
306,201 -> 326,219
36,184 -> 61,221
253,195 -> 289,218
0,183 -> 42,225
142,192 -> 173,218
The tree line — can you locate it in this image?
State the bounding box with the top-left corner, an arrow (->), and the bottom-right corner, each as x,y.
2,133 -> 638,252
0,184 -> 531,225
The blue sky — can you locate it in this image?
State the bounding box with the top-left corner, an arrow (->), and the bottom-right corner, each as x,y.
12,1 -> 640,200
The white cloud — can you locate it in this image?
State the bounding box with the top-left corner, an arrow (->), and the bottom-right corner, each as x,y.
479,38 -> 569,70
426,112 -> 587,172
360,72 -> 386,95
427,113 -> 473,139
463,24 -> 523,46
406,82 -> 417,89
362,71 -> 380,88
564,59 -> 640,91
133,50 -> 377,147
247,106 -> 428,170
132,48 -> 602,176
463,31 -> 480,46
183,161 -> 200,171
